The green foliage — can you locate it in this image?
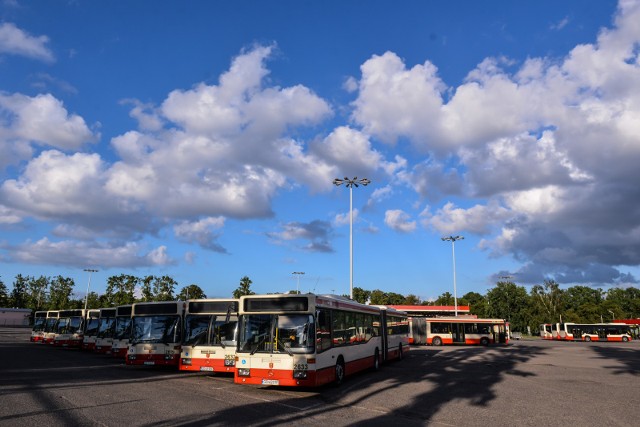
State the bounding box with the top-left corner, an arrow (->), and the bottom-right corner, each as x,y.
352,287 -> 371,304
105,274 -> 138,306
9,274 -> 29,308
232,276 -> 255,299
0,277 -> 8,306
177,284 -> 207,300
49,276 -> 75,309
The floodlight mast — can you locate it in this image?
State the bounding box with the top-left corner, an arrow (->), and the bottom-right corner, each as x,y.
83,268 -> 98,311
441,235 -> 464,316
333,177 -> 371,299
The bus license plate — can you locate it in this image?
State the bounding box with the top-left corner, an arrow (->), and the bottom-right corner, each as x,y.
144,361 -> 155,365
261,379 -> 279,385
200,366 -> 214,372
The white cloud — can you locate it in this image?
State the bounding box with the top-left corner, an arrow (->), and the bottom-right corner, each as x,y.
384,209 -> 416,233
0,22 -> 55,63
266,220 -> 334,252
174,217 -> 227,253
422,201 -> 512,236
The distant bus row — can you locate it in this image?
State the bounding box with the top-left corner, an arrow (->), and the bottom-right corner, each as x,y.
539,322 -> 634,342
31,293 -> 411,387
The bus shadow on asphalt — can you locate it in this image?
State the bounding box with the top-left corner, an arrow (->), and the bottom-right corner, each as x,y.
588,342 -> 640,376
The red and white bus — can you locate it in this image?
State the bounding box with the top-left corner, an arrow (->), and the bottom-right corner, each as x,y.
53,309 -> 86,348
555,323 -> 632,342
426,318 -> 509,346
42,311 -> 60,344
111,305 -> 133,359
127,301 -> 185,366
234,294 -> 409,387
539,323 -> 554,340
95,307 -> 117,354
180,299 -> 239,373
82,309 -> 101,350
30,311 -> 47,342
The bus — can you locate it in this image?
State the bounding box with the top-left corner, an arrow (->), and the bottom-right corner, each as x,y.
539,323 -> 554,340
555,323 -> 632,342
53,309 -> 86,348
180,299 -> 239,373
111,305 -> 133,359
30,311 -> 47,342
373,305 -> 411,361
234,293 -> 409,387
426,318 -> 509,346
95,308 -> 117,354
82,309 -> 101,350
42,311 -> 60,344
127,301 -> 185,366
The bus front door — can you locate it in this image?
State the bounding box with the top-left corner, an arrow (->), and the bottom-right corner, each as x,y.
453,323 -> 465,343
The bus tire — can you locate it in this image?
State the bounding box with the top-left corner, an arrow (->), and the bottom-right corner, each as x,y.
622,336 -> 629,342
432,336 -> 442,346
585,336 -> 591,342
480,337 -> 489,346
334,357 -> 345,385
373,349 -> 380,371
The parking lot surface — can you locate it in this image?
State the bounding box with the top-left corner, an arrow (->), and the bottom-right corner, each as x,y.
1,328 -> 638,426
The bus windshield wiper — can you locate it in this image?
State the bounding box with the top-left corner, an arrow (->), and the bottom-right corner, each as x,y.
250,336 -> 267,355
277,338 -> 293,356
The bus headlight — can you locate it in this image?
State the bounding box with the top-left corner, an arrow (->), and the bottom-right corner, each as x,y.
237,368 -> 250,376
293,370 -> 308,379
181,358 -> 191,365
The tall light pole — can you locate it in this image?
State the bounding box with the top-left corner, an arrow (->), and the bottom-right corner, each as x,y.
441,235 -> 464,316
333,176 -> 371,300
83,269 -> 98,311
292,272 -> 305,294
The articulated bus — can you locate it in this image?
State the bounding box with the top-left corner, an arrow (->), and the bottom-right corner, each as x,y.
53,309 -> 86,348
30,311 -> 47,342
111,305 -> 133,359
127,301 -> 184,366
42,311 -> 60,344
234,294 -> 409,387
95,308 -> 117,354
555,323 -> 632,342
82,309 -> 101,350
180,299 -> 239,373
426,318 -> 509,346
539,323 -> 554,340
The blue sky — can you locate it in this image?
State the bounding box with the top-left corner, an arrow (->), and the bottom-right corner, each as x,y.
2,0 -> 639,301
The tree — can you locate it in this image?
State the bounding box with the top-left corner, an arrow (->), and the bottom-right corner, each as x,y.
352,287 -> 371,304
461,291 -> 487,318
85,291 -> 102,309
434,292 -> 454,306
177,284 -> 206,300
10,274 -> 29,308
0,277 -> 9,307
104,274 -> 138,306
404,294 -> 421,305
486,281 -> 530,332
140,276 -> 155,302
49,276 -> 75,309
27,276 -> 49,311
152,275 -> 177,301
369,289 -> 387,305
530,280 -> 565,323
233,276 -> 255,299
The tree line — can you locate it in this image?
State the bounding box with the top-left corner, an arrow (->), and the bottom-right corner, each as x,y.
3,274 -> 639,334
353,280 -> 640,334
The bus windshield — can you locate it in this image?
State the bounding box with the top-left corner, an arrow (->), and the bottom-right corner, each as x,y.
68,317 -> 83,333
183,315 -> 238,347
131,315 -> 181,344
238,314 -> 314,355
33,317 -> 46,331
97,317 -> 116,338
44,318 -> 58,332
55,318 -> 69,334
85,318 -> 99,336
114,317 -> 132,340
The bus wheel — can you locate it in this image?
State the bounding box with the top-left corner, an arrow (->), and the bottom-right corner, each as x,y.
335,357 -> 345,385
480,337 -> 489,346
622,336 -> 629,342
373,349 -> 380,371
585,336 -> 591,342
432,336 -> 442,346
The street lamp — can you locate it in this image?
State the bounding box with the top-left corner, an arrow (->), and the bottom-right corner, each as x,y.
608,310 -> 615,322
292,272 -> 305,294
83,269 -> 98,311
333,176 -> 371,300
441,235 -> 464,316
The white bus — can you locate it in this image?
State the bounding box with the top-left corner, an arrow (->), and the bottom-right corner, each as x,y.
42,310 -> 60,345
539,323 -> 554,340
30,311 -> 47,342
426,318 -> 509,346
53,309 -> 86,348
127,301 -> 185,366
555,323 -> 632,342
95,307 -> 117,354
82,309 -> 101,350
111,305 -> 133,359
180,299 -> 239,373
235,294 -> 409,387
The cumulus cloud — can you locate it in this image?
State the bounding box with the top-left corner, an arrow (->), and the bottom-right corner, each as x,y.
385,210 -> 416,233
266,220 -> 334,252
174,217 -> 227,253
0,22 -> 55,63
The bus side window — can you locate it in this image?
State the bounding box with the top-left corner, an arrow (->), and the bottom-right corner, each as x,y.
316,309 -> 331,352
